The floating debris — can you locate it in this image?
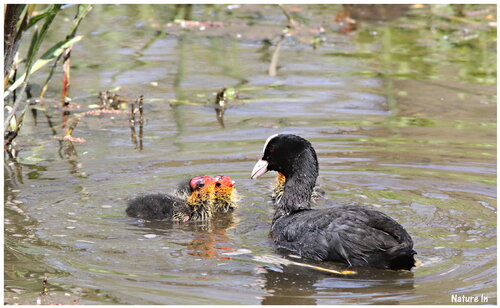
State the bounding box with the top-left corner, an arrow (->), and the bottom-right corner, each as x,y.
85,109 -> 130,116
215,88 -> 228,128
97,90 -> 129,110
171,19 -> 224,30
221,248 -> 252,256
214,87 -> 239,128
75,240 -> 94,244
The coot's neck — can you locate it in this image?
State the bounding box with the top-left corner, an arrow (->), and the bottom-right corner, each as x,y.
272,148 -> 318,222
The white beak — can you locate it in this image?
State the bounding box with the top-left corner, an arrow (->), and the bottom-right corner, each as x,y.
251,159 -> 269,179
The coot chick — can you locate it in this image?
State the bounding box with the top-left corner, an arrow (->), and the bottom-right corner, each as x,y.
126,176 -> 216,221
177,175 -> 239,213
214,175 -> 239,213
271,172 -> 326,205
251,134 -> 416,270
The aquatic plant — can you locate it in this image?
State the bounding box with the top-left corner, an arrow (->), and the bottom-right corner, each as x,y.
4,4 -> 93,158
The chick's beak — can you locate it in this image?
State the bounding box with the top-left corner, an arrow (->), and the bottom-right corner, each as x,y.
251,159 -> 269,179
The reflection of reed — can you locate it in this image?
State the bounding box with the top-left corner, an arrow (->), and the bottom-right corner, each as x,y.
129,95 -> 144,150
172,35 -> 186,139
173,4 -> 193,21
268,5 -> 297,77
4,160 -> 24,189
207,36 -> 248,85
342,4 -> 410,22
61,99 -> 71,130
268,36 -> 285,77
41,103 -> 58,136
167,35 -> 189,153
57,137 -> 88,179
214,88 -> 226,128
138,96 -> 144,150
207,34 -> 247,129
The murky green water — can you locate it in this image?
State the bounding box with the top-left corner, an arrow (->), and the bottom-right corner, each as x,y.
4,4 -> 496,304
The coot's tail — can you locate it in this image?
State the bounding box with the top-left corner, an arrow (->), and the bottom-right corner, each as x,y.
389,248 -> 417,270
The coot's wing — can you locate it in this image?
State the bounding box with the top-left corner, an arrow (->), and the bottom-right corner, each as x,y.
272,210 -> 342,262
328,206 -> 414,267
362,207 -> 414,247
273,206 -> 414,268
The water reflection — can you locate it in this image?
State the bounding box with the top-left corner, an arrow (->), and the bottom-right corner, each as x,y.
342,4 -> 410,22
261,266 -> 320,305
5,160 -> 24,188
260,263 -> 415,305
129,95 -> 144,150
127,211 -> 237,260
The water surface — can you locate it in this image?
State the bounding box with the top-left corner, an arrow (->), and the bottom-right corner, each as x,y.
4,4 -> 496,305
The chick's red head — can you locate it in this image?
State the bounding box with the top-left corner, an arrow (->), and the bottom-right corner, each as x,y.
189,176 -> 216,191
214,175 -> 234,189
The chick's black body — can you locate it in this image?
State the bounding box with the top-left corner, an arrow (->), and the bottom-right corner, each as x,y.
126,176 -> 215,221
125,193 -> 189,221
252,134 -> 416,270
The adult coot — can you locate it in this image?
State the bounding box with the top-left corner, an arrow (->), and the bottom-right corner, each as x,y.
126,176 -> 216,221
251,134 -> 416,270
271,172 -> 326,205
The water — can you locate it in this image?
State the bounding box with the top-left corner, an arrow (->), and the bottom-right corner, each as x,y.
4,4 -> 497,304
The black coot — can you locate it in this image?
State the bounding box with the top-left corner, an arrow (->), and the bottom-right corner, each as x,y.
251,134 -> 416,270
271,172 -> 326,205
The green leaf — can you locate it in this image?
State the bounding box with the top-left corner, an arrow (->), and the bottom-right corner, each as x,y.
225,88 -> 238,99
68,5 -> 92,37
108,86 -> 122,92
25,28 -> 40,69
39,4 -> 93,98
4,35 -> 83,98
23,4 -> 62,82
25,5 -> 56,30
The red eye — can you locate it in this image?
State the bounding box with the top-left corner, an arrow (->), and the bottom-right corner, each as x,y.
269,148 -> 275,153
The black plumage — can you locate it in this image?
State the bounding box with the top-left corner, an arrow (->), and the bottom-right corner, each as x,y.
125,193 -> 190,221
251,134 -> 416,270
126,176 -> 216,221
175,177 -> 193,196
271,172 -> 326,205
